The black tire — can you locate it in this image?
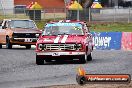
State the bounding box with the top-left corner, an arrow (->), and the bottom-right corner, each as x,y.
76,75 -> 86,85
36,54 -> 44,65
87,53 -> 92,61
79,55 -> 87,64
6,37 -> 12,49
26,45 -> 31,49
0,44 -> 2,49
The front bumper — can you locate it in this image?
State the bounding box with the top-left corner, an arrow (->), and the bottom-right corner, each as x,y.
36,52 -> 85,56
36,51 -> 86,60
11,38 -> 38,44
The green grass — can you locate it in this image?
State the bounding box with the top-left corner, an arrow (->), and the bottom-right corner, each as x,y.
36,21 -> 132,32
90,22 -> 132,32
35,18 -> 65,29
35,21 -> 46,29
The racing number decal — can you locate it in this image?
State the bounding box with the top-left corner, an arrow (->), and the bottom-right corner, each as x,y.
54,35 -> 68,43
61,35 -> 68,43
25,38 -> 32,42
54,36 -> 60,43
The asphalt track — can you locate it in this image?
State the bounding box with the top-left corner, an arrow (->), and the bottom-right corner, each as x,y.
0,45 -> 132,88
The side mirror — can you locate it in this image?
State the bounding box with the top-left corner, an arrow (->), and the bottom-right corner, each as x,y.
2,26 -> 6,29
2,26 -> 7,29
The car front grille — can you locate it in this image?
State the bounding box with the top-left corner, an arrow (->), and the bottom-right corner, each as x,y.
13,33 -> 38,38
39,44 -> 82,51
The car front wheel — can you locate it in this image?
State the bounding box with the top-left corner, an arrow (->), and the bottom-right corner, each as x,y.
87,53 -> 92,61
36,54 -> 45,65
6,37 -> 12,49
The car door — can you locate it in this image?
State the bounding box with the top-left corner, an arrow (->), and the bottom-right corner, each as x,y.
0,21 -> 7,44
0,27 -> 6,44
84,24 -> 93,54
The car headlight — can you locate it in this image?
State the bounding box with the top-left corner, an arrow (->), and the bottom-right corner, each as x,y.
74,44 -> 82,50
38,44 -> 46,51
38,44 -> 42,50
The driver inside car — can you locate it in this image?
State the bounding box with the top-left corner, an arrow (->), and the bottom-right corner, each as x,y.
51,26 -> 60,35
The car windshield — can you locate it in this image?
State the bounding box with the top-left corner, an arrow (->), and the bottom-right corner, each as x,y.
42,23 -> 84,35
9,20 -> 37,29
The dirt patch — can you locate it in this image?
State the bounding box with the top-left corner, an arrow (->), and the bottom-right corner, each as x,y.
35,81 -> 132,88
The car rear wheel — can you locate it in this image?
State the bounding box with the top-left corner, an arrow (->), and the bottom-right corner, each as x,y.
87,53 -> 92,61
36,54 -> 45,65
6,37 -> 12,49
26,45 -> 31,49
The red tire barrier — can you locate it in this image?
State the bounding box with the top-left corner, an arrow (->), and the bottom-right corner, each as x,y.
122,32 -> 132,50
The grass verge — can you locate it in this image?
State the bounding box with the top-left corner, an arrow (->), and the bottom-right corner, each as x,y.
35,21 -> 132,32
89,22 -> 132,32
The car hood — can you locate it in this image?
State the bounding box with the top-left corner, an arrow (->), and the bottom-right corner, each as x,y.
37,35 -> 86,44
11,28 -> 42,33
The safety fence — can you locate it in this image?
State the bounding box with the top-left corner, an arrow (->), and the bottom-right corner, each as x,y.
92,32 -> 132,50
1,7 -> 132,23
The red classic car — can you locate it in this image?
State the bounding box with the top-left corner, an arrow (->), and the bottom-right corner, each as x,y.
35,20 -> 93,65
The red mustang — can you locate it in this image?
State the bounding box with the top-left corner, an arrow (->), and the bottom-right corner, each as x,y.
35,20 -> 93,65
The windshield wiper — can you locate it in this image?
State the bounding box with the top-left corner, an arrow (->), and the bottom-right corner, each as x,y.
42,34 -> 58,36
42,33 -> 70,36
22,27 -> 33,29
14,27 -> 35,29
26,27 -> 35,29
15,27 -> 29,29
15,27 -> 23,28
70,34 -> 84,36
58,33 -> 70,35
